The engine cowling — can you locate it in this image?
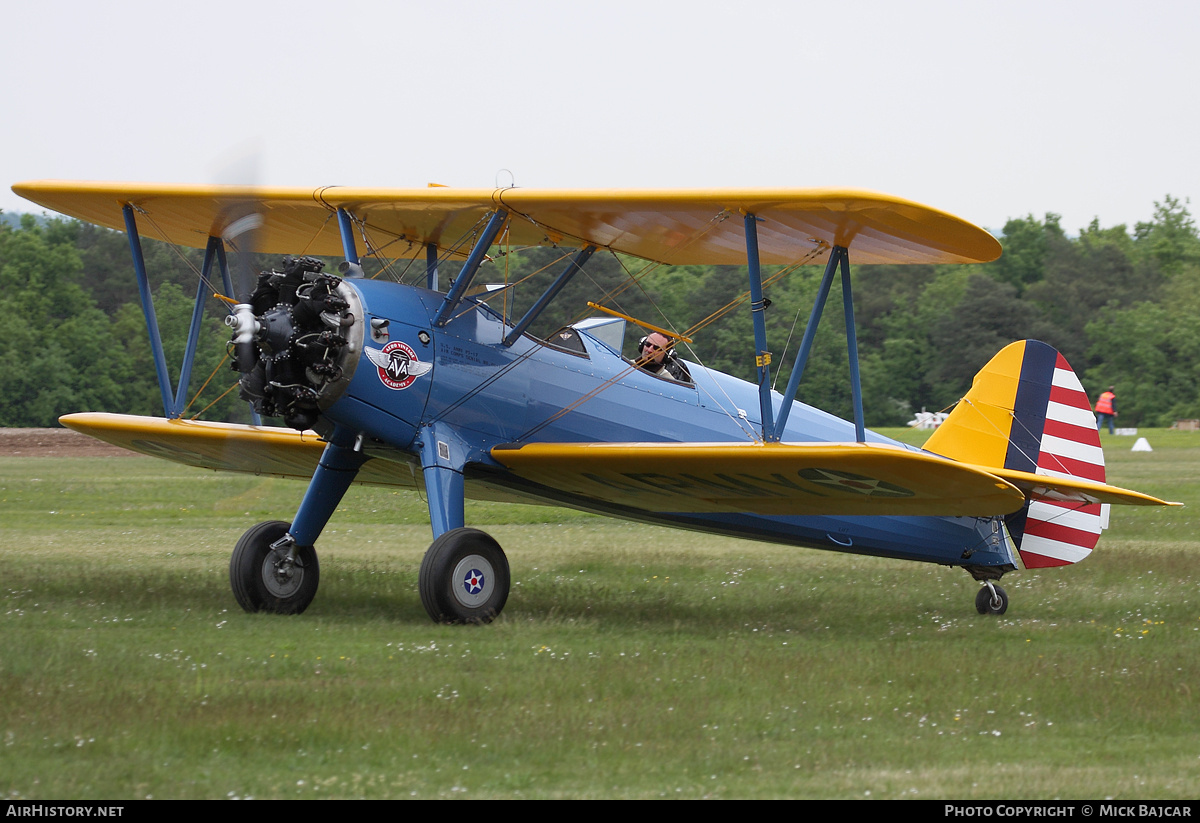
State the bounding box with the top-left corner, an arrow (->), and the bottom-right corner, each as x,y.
228,256 -> 363,431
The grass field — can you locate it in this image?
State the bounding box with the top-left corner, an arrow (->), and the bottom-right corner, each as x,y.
1,428 -> 1197,799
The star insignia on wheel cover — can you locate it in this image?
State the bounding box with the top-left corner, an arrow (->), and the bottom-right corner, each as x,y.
462,569 -> 486,595
798,468 -> 914,498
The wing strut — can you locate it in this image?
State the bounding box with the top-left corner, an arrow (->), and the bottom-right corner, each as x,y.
502,245 -> 596,346
770,245 -> 866,442
426,243 -> 439,291
434,210 -> 508,327
121,206 -> 248,420
336,208 -> 361,271
775,246 -> 839,435
840,248 -> 867,442
744,214 -> 775,441
122,205 -> 174,417
177,237 -> 226,416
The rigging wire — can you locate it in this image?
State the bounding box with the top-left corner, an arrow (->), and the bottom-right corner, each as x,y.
498,224 -> 829,444
125,209 -> 250,416
182,351 -> 233,419
135,209 -> 229,311
189,380 -> 241,420
572,244 -> 826,441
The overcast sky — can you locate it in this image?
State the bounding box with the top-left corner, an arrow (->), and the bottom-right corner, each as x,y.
4,0 -> 1196,236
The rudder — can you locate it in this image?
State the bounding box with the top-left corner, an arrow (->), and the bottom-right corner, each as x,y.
924,340 -> 1105,568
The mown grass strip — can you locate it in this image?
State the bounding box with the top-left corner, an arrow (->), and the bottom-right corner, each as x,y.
1,429 -> 1196,799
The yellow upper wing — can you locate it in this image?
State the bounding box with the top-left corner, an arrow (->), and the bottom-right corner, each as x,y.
12,181 -> 1001,266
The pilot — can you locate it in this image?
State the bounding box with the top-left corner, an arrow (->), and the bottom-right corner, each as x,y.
637,332 -> 691,383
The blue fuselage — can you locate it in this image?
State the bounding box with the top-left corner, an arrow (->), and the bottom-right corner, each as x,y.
322,279 -> 1014,571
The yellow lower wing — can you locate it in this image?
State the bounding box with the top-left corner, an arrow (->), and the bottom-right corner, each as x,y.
63,415 -> 1173,516
58,413 -> 419,489
491,441 -> 1026,517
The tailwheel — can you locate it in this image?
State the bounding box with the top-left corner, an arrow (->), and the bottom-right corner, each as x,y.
230,520 -> 320,615
419,527 -> 510,624
974,582 -> 1009,616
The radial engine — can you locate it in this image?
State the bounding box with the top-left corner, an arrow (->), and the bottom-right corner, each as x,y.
227,256 -> 363,431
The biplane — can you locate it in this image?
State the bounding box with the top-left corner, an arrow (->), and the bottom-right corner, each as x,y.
11,181 -> 1179,623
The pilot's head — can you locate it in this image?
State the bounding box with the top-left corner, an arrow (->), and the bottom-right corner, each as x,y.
639,332 -> 672,365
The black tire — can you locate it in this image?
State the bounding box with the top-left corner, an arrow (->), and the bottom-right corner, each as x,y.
419,528 -> 510,624
975,583 -> 1009,616
230,520 -> 319,615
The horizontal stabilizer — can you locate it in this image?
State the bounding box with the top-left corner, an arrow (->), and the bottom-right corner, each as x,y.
491,440 -> 1026,517
975,464 -> 1179,508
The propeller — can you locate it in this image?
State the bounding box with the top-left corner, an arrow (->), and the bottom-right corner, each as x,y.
222,210 -> 265,375
208,149 -> 360,431
211,146 -> 271,391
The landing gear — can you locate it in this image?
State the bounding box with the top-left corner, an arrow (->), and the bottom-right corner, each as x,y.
975,582 -> 1009,616
230,521 -> 320,615
419,527 -> 510,624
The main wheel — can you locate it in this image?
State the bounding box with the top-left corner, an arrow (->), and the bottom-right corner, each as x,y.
419,527 -> 510,624
975,583 -> 1009,616
230,520 -> 320,615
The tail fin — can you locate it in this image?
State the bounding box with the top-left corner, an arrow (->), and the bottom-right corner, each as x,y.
924,340 -> 1105,568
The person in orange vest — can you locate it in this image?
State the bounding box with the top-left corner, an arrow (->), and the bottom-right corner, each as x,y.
1095,386 -> 1117,434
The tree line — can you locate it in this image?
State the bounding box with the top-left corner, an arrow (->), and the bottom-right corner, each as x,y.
1,196 -> 1197,429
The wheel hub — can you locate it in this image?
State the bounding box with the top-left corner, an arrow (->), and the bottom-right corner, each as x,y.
262,555 -> 304,598
985,581 -> 1001,610
452,555 -> 495,608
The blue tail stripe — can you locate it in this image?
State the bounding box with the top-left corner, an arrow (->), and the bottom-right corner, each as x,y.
1003,340 -> 1056,473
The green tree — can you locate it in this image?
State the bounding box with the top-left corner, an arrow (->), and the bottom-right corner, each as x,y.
1024,219 -> 1160,370
926,273 -> 1057,406
1086,265 -> 1200,425
989,213 -> 1064,296
1133,195 -> 1200,278
111,282 -> 246,421
0,218 -> 136,426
